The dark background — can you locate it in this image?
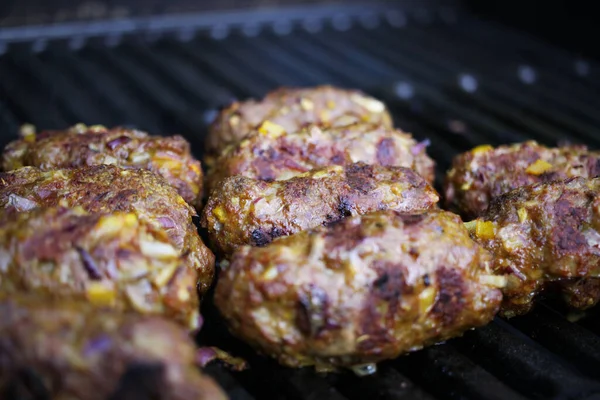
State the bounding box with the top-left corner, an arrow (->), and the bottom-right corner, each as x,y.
1,0 -> 599,60
466,0 -> 599,59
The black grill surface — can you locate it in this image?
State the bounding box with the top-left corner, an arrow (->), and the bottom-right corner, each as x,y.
1,4 -> 600,400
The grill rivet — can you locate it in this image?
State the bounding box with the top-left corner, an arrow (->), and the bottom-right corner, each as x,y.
395,82 -> 414,99
459,74 -> 478,93
518,65 -> 537,84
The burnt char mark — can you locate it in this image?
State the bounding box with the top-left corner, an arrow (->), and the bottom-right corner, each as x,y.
324,220 -> 365,251
398,213 -> 427,226
76,247 -> 102,280
552,197 -> 588,253
423,274 -> 431,287
358,262 -> 408,351
108,363 -> 166,400
295,285 -> 330,337
346,163 -> 376,194
376,138 -> 397,166
270,227 -> 285,240
337,197 -> 353,218
431,267 -> 466,327
251,229 -> 271,247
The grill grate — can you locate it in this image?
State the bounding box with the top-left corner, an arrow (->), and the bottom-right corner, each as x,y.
1,4 -> 600,400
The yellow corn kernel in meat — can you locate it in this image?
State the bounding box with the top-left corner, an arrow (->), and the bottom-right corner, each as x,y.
326,100 -> 336,109
475,220 -> 495,240
87,282 -> 116,306
300,98 -> 314,111
212,205 -> 227,222
418,287 -> 437,315
258,120 -> 286,138
471,144 -> 493,154
517,208 -> 528,223
525,159 -> 552,175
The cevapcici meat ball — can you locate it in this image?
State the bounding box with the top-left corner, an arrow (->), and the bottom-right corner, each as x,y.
0,207 -> 201,329
467,177 -> 600,317
205,85 -> 393,167
203,163 -> 439,254
215,210 -> 503,371
444,141 -> 600,219
0,165 -> 215,297
0,294 -> 226,400
1,124 -> 203,208
206,122 -> 434,192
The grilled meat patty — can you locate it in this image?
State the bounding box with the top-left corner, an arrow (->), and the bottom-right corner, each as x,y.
205,85 -> 393,167
0,207 -> 201,329
468,177 -> 600,317
0,294 -> 226,400
215,210 -> 502,370
0,165 -> 215,298
1,124 -> 203,208
203,163 -> 439,255
206,122 -> 434,192
445,141 -> 600,219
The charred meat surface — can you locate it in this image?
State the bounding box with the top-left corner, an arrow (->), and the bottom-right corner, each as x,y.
445,141 -> 600,219
215,210 -> 502,370
0,294 -> 226,400
1,124 -> 203,208
205,85 -> 393,167
470,177 -> 600,317
203,163 -> 439,254
0,165 -> 215,297
206,123 -> 434,191
0,207 -> 201,329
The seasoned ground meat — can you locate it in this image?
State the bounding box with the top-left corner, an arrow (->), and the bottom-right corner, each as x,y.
0,207 -> 201,329
468,177 -> 600,317
203,163 -> 439,254
0,294 -> 226,400
445,141 -> 600,219
205,85 -> 393,167
1,124 -> 203,208
0,165 -> 215,297
215,210 -> 502,371
206,122 -> 434,192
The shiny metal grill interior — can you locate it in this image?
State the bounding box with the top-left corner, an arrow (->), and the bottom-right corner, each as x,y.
1,3 -> 600,399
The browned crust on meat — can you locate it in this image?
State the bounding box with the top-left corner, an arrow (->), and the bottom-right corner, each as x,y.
0,165 -> 215,298
203,163 -> 439,254
205,86 -> 393,166
444,141 -> 600,219
0,207 -> 201,328
206,123 -> 435,192
1,124 -> 203,208
472,177 -> 600,317
215,210 -> 501,370
0,294 -> 226,400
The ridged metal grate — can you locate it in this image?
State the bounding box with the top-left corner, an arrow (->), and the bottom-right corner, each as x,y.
1,4 -> 600,399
